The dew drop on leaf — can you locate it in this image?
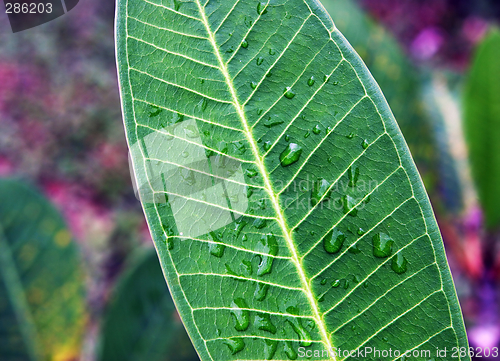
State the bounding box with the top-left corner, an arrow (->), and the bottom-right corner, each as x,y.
344,279 -> 350,289
250,81 -> 258,89
323,74 -> 330,83
269,48 -> 276,55
312,124 -> 321,134
256,56 -> 264,66
230,298 -> 250,331
283,87 -> 296,99
372,233 -> 394,258
257,233 -> 278,276
346,132 -> 355,139
332,279 -> 341,288
307,76 -> 315,86
254,283 -> 269,301
285,134 -> 290,142
245,168 -> 258,178
284,341 -> 298,360
224,337 -> 245,355
348,242 -> 361,254
392,252 -> 408,274
201,98 -> 208,111
263,141 -> 272,151
253,218 -> 267,229
255,313 -> 277,334
362,139 -> 369,149
242,234 -> 248,242
311,178 -> 332,206
303,131 -> 310,138
279,143 -> 302,167
320,278 -> 327,285
263,116 -> 284,128
323,228 -> 345,254
241,39 -> 248,48
342,194 -> 358,216
257,1 -> 268,15
264,339 -> 278,360
287,319 -> 312,346
357,228 -> 365,236
348,166 -> 360,187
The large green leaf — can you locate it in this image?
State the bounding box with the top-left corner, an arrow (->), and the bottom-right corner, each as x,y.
0,179 -> 86,360
115,0 -> 469,360
464,28 -> 500,230
98,248 -> 199,361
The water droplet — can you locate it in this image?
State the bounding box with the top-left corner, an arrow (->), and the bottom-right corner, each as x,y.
328,156 -> 333,163
264,339 -> 278,360
266,71 -> 272,77
257,234 -> 278,276
255,313 -> 277,334
323,229 -> 345,254
224,337 -> 245,355
234,221 -> 247,238
307,76 -> 315,86
256,56 -> 264,65
357,228 -> 365,236
263,141 -> 272,151
383,337 -> 388,342
287,320 -> 312,346
230,298 -> 250,331
173,0 -> 181,10
254,283 -> 269,301
263,116 -> 284,128
253,218 -> 267,229
201,98 -> 208,111
392,252 -> 408,274
353,275 -> 361,283
286,306 -> 299,315
241,39 -> 249,48
343,279 -> 350,289
312,124 -> 321,134
279,143 -> 302,167
284,341 -> 298,360
257,1 -> 268,15
181,151 -> 189,158
348,243 -> 361,254
269,48 -> 276,55
250,81 -> 258,89
372,233 -> 394,258
311,178 -> 332,207
185,124 -> 199,139
209,234 -> 225,258
332,279 -> 341,288
285,134 -> 290,142
246,169 -> 258,178
318,294 -> 325,302
242,234 -> 248,241
167,237 -> 175,250
257,109 -> 263,116
323,74 -> 330,83
362,139 -> 369,149
283,87 -> 296,99
303,131 -> 310,138
348,166 -> 359,187
320,278 -> 327,285
149,106 -> 162,118
346,132 -> 355,139
226,47 -> 234,53
332,81 -> 339,86
342,195 -> 358,216
351,325 -> 357,331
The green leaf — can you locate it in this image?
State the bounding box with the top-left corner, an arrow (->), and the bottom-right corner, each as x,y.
0,179 -> 86,361
464,28 -> 500,229
115,1 -> 469,359
98,248 -> 199,361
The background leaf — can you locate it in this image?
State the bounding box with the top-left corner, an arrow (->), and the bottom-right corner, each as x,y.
464,28 -> 500,230
0,179 -> 86,361
116,0 -> 469,359
98,248 -> 199,361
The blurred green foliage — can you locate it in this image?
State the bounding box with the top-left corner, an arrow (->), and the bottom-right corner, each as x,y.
0,179 -> 86,361
464,28 -> 500,230
97,248 -> 199,361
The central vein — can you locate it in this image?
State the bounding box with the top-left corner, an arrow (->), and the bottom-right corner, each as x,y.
194,1 -> 335,359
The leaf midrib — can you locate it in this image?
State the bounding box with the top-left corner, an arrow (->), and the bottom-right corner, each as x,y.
193,0 -> 335,358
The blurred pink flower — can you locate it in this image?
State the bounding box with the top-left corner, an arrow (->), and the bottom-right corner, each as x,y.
411,27 -> 444,60
462,16 -> 489,44
0,156 -> 14,176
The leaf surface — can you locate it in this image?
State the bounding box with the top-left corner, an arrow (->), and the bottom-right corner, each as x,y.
115,1 -> 469,359
464,28 -> 500,229
0,179 -> 86,361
